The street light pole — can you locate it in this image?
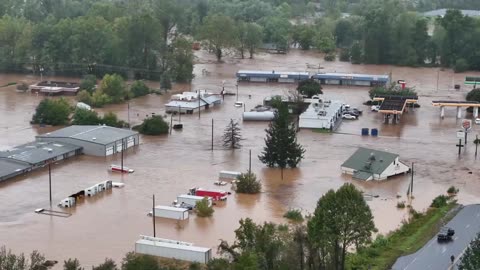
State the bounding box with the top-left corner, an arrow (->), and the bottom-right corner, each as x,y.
49,163 -> 52,206
236,83 -> 239,101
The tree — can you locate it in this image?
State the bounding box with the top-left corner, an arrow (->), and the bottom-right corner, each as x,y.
459,232 -> 480,270
98,74 -> 127,102
236,22 -> 264,59
77,90 -> 93,106
262,16 -> 292,52
223,119 -> 242,149
169,37 -> 194,82
236,172 -> 262,194
0,246 -> 47,270
196,197 -> 214,217
350,41 -> 363,64
200,14 -> 235,61
102,112 -> 125,128
72,108 -> 101,125
297,79 -> 323,98
259,104 -> 305,171
160,73 -> 172,90
467,89 -> 480,102
315,34 -> 335,54
121,252 -> 160,270
80,74 -> 97,93
31,98 -> 72,126
454,58 -> 469,73
297,25 -> 316,50
206,258 -> 231,270
93,259 -> 118,270
64,258 -> 83,270
130,80 -> 150,98
335,19 -> 354,48
135,116 -> 169,135
369,85 -> 417,99
308,183 -> 376,270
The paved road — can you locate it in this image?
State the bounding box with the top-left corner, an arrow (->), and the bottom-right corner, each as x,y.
392,204 -> 480,270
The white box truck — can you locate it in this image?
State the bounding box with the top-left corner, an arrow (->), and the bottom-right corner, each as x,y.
135,235 -> 212,263
176,194 -> 212,208
150,205 -> 189,220
219,170 -> 241,180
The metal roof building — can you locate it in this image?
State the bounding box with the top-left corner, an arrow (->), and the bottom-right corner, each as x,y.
0,141 -> 82,182
236,70 -> 309,83
165,91 -> 222,114
299,99 -> 344,130
312,73 -> 389,86
36,125 -> 139,156
341,147 -> 409,181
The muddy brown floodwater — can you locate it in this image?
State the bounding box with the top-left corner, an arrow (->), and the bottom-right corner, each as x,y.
1,49 -> 480,268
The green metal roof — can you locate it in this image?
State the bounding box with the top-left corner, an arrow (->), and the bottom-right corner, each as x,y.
353,171 -> 373,181
341,147 -> 399,177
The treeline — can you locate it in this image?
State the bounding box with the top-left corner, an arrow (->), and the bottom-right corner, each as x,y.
0,0 -> 194,81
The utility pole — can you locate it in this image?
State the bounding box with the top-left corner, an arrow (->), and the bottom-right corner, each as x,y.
436,69 -> 440,91
121,139 -> 124,172
410,162 -> 414,197
152,194 -> 156,237
49,163 -> 52,206
127,102 -> 130,129
249,149 -> 252,174
170,114 -> 173,135
198,91 -> 201,119
236,83 -> 239,101
456,139 -> 464,156
475,135 -> 479,158
211,118 -> 214,151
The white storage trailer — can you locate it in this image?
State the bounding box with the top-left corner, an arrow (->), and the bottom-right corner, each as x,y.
219,170 -> 241,180
176,194 -> 212,208
150,205 -> 189,220
243,111 -> 275,121
135,235 -> 212,263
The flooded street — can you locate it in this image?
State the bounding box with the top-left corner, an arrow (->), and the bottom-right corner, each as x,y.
1,49 -> 480,268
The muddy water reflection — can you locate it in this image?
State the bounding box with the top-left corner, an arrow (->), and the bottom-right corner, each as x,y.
1,50 -> 480,267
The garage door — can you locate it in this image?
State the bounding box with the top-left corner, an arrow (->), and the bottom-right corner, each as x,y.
116,143 -> 123,152
127,137 -> 135,147
106,146 -> 114,156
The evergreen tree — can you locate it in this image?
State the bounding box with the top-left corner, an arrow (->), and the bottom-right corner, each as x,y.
459,232 -> 480,270
223,119 -> 242,149
236,172 -> 262,194
259,104 -> 305,170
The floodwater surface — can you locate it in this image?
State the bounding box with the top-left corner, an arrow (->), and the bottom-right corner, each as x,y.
0,50 -> 480,268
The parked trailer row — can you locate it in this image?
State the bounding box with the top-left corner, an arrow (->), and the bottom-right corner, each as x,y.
188,187 -> 229,201
176,194 -> 212,208
135,235 -> 212,264
58,180 -> 113,208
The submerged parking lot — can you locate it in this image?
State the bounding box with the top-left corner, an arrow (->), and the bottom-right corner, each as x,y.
1,49 -> 480,267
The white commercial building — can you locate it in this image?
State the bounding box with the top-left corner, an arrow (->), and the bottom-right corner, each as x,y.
36,125 -> 139,157
165,90 -> 222,114
299,98 -> 344,130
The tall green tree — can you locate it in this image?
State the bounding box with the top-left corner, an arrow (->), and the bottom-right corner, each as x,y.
259,104 -> 305,171
121,252 -> 160,270
308,183 -> 376,270
200,14 -> 236,61
169,37 -> 194,82
459,232 -> 480,270
98,74 -> 127,102
223,119 -> 242,149
297,79 -> 323,98
64,258 -> 83,270
31,98 -> 72,126
236,21 -> 264,59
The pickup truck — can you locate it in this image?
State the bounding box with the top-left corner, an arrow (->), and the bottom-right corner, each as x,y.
437,227 -> 455,242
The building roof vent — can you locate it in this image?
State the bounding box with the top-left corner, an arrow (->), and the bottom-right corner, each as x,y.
92,137 -> 96,140
369,153 -> 376,161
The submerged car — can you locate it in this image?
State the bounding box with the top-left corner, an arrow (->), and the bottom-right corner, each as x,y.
437,227 -> 455,242
371,105 -> 380,112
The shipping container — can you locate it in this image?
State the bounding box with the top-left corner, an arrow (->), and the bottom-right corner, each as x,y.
135,235 -> 212,263
176,194 -> 212,208
219,170 -> 241,180
150,205 -> 189,220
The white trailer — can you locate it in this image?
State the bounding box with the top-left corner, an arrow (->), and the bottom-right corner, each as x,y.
176,194 -> 212,208
219,170 -> 241,180
243,111 -> 275,121
150,205 -> 189,220
135,235 -> 212,263
58,197 -> 76,208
